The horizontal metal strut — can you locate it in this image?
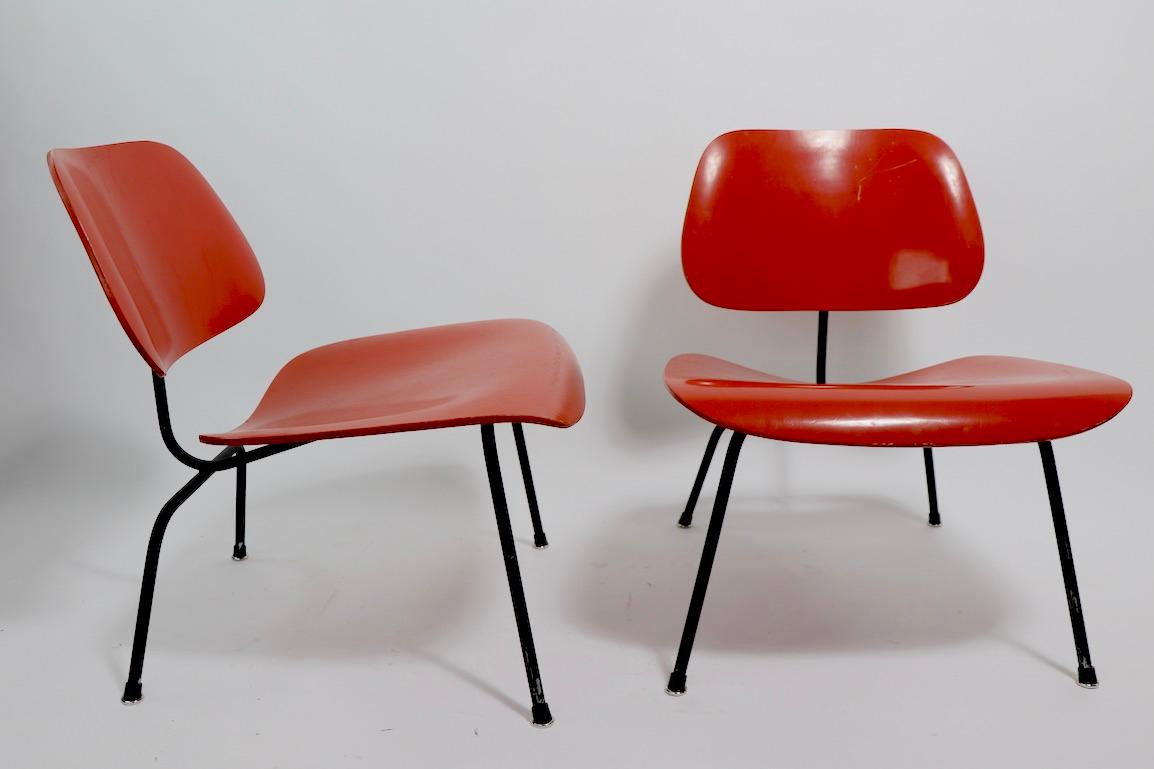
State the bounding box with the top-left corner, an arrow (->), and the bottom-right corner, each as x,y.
152,373 -> 306,471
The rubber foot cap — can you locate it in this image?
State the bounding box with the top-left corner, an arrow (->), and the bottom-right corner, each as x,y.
122,680 -> 142,704
1078,666 -> 1098,688
232,543 -> 247,561
531,702 -> 554,727
534,537 -> 549,549
677,514 -> 693,529
666,671 -> 686,695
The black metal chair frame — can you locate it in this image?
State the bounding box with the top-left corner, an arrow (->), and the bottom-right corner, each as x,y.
668,311 -> 1098,695
122,372 -> 555,727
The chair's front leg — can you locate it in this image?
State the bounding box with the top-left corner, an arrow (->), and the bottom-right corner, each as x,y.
232,446 -> 247,560
481,424 -> 554,726
122,462 -> 224,703
511,423 -> 548,548
678,425 -> 726,528
667,430 -> 746,695
1038,440 -> 1098,688
923,447 -> 941,527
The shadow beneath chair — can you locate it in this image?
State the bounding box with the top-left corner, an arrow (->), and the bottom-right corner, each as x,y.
566,494 -> 1009,663
114,461 -> 488,658
995,634 -> 1071,679
409,648 -> 528,721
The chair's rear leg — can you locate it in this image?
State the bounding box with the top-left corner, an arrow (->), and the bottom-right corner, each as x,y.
481,425 -> 554,726
122,464 -> 221,703
678,425 -> 726,528
1038,441 -> 1098,688
232,447 -> 248,560
667,431 -> 746,695
924,448 -> 941,527
511,423 -> 548,548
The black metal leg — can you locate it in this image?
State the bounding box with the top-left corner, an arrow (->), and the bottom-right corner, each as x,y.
1038,441 -> 1098,688
511,423 -> 548,548
122,450 -> 233,703
667,431 -> 747,695
816,310 -> 829,384
232,447 -> 247,560
924,447 -> 941,527
481,424 -> 553,726
678,425 -> 726,528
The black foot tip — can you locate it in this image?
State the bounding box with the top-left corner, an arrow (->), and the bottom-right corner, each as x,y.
927,518 -> 941,528
533,538 -> 549,550
677,516 -> 693,529
1078,666 -> 1098,688
666,671 -> 687,696
232,543 -> 247,561
121,681 -> 142,704
531,703 -> 554,727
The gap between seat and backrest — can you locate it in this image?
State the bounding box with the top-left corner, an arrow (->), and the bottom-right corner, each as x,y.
682,129 -> 985,312
48,141 -> 265,375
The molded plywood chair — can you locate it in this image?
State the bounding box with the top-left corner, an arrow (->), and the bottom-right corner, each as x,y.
664,130 -> 1130,696
48,141 -> 584,726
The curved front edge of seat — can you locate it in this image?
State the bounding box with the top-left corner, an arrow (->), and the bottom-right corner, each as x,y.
664,353 -> 1132,447
201,319 -> 586,445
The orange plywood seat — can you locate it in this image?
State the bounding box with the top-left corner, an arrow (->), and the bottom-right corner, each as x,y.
665,354 -> 1130,448
202,319 -> 584,446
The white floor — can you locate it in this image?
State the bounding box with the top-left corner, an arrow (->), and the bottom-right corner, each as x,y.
1,413 -> 1150,768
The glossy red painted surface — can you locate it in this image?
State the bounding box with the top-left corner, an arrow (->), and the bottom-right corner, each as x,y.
202,319 -> 584,445
50,142 -> 585,444
666,354 -> 1131,447
682,130 -> 984,311
670,130 -> 1131,447
48,142 -> 265,375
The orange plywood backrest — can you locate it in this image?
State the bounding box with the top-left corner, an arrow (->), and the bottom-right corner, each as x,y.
49,141 -> 264,373
682,130 -> 984,311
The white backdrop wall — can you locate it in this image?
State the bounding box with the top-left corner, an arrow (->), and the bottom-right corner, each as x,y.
1,2 -> 1152,767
